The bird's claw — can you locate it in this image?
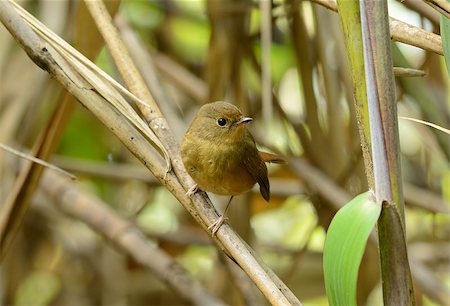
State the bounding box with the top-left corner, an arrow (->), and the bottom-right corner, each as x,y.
208,215 -> 228,236
186,184 -> 198,197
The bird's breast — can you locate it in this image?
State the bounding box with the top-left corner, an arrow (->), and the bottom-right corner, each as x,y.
181,137 -> 255,196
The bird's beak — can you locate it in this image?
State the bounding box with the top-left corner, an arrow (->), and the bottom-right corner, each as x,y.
235,117 -> 253,126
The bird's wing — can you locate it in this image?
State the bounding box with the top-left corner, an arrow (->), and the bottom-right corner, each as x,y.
242,138 -> 270,202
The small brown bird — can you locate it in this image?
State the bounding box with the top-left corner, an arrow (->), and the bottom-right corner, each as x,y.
180,101 -> 285,235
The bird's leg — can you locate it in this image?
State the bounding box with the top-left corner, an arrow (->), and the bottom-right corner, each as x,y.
186,184 -> 198,197
208,196 -> 234,236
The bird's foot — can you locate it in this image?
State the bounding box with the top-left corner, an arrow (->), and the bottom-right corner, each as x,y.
208,215 -> 228,236
186,184 -> 198,197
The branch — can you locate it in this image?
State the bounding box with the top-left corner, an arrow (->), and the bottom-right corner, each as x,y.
311,0 -> 444,55
39,167 -> 226,306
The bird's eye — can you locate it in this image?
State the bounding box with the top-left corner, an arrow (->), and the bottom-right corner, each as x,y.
217,118 -> 227,126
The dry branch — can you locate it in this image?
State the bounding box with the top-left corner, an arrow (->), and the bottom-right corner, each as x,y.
311,0 -> 444,55
39,167 -> 226,306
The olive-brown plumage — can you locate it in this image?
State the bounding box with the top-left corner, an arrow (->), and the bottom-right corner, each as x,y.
180,101 -> 284,234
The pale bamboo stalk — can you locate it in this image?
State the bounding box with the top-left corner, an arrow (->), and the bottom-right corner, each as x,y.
360,0 -> 414,304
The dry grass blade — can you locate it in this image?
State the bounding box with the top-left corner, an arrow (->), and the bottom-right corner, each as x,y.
8,0 -> 171,169
399,116 -> 450,135
0,143 -> 76,180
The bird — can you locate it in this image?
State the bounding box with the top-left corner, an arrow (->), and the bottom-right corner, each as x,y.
180,101 -> 285,235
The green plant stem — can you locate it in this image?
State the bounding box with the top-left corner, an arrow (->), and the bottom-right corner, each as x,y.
336,0 -> 373,189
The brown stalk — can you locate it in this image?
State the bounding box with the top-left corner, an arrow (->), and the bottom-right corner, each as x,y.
113,14 -> 185,138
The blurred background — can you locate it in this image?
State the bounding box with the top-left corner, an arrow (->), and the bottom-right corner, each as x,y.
0,0 -> 448,305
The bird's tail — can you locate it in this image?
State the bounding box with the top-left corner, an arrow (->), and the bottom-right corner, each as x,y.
259,151 -> 287,164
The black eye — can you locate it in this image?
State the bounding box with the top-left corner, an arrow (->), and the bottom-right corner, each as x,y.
217,118 -> 227,126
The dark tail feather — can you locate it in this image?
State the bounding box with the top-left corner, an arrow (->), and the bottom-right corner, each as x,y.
259,183 -> 270,202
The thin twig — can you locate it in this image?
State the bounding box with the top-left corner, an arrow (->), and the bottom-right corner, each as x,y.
393,67 -> 427,77
399,116 -> 450,135
0,143 -> 76,180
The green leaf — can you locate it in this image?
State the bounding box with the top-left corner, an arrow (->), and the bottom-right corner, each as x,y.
323,191 -> 381,306
441,14 -> 450,76
15,270 -> 61,306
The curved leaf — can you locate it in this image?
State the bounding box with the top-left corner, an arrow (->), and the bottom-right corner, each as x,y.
323,191 -> 381,306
